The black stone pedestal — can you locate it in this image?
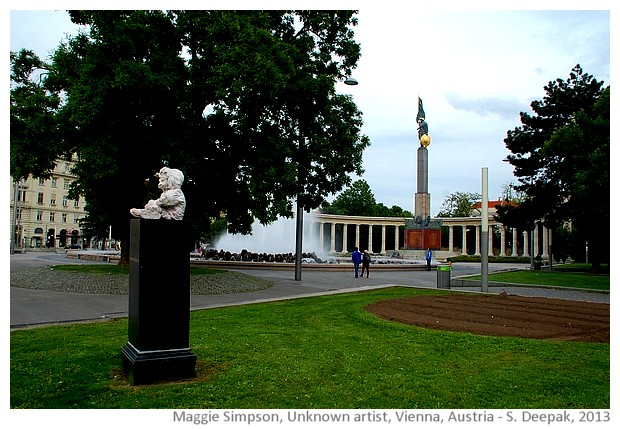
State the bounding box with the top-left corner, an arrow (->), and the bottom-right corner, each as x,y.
121,219 -> 196,385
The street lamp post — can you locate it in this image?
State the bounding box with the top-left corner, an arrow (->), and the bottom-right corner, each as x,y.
294,196 -> 304,281
294,76 -> 358,281
481,168 -> 489,292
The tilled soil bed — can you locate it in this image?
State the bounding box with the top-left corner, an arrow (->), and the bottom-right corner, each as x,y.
365,293 -> 609,343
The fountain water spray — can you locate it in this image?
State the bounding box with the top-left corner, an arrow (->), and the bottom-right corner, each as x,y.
213,213 -> 322,255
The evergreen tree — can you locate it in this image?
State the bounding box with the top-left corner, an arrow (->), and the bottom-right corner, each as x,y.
496,65 -> 608,271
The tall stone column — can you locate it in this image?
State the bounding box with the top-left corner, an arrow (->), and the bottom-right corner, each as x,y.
381,225 -> 386,254
461,226 -> 468,255
448,225 -> 454,253
533,223 -> 540,257
542,226 -> 549,259
499,226 -> 506,256
548,228 -> 553,262
475,225 -> 481,256
523,230 -> 530,257
368,224 -> 373,253
394,226 -> 399,251
406,96 -> 441,251
355,224 -> 360,249
511,228 -> 519,257
343,224 -> 348,252
414,146 -> 431,220
329,223 -> 336,253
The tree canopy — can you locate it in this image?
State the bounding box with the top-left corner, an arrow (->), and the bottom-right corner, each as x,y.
496,65 -> 609,270
320,179 -> 376,216
436,191 -> 481,218
10,10 -> 370,259
319,179 -> 412,217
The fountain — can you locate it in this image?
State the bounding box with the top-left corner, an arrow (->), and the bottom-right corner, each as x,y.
213,214 -> 321,255
198,213 -> 430,271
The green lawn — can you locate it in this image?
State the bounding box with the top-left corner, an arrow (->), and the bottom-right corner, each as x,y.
11,287 -> 609,409
466,270 -> 609,290
52,264 -> 222,276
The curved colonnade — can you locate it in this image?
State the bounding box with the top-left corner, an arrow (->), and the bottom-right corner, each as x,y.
310,212 -> 552,259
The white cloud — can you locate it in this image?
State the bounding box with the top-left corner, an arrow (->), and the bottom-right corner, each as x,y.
444,93 -> 525,120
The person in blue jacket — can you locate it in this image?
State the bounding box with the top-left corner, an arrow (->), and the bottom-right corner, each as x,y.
425,248 -> 432,271
351,247 -> 362,278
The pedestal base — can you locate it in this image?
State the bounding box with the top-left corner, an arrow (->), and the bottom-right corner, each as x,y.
405,228 -> 441,250
121,219 -> 196,385
121,342 -> 197,385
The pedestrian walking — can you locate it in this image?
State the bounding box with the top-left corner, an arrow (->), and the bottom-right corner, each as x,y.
351,247 -> 362,278
361,250 -> 371,278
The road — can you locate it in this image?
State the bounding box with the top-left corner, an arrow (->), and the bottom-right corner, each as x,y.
9,250 -> 608,329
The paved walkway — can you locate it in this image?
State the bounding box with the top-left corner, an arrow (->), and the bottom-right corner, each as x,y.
9,251 -> 609,329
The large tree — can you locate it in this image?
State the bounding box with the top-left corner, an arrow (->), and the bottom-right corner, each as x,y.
496,65 -> 609,271
437,191 -> 481,218
319,179 -> 412,217
320,179 -> 377,216
10,10 -> 370,262
10,50 -> 64,180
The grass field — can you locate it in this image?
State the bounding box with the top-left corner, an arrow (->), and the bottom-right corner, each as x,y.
465,269 -> 610,290
52,264 -> 221,276
10,287 -> 609,409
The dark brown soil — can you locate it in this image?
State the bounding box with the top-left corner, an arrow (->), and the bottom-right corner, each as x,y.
365,293 -> 609,343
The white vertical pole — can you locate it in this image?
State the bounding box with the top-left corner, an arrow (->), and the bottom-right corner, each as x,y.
481,167 -> 489,292
294,201 -> 303,281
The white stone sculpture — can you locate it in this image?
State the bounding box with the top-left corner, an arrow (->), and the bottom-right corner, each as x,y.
130,167 -> 186,220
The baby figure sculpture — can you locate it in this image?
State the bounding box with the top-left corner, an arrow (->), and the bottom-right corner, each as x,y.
130,167 -> 186,220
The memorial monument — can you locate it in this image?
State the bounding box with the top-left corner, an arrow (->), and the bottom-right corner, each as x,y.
122,166 -> 196,384
405,97 -> 442,250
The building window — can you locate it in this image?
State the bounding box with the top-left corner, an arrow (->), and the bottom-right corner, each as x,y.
74,198 -> 79,208
64,179 -> 70,190
38,177 -> 45,186
37,211 -> 43,221
50,194 -> 57,206
51,178 -> 57,188
62,213 -> 67,223
16,208 -> 23,220
38,192 -> 44,204
62,195 -> 68,207
49,212 -> 55,222
74,215 -> 80,224
17,189 -> 26,202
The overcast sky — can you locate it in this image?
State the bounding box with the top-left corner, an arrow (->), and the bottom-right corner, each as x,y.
7,3 -> 613,218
